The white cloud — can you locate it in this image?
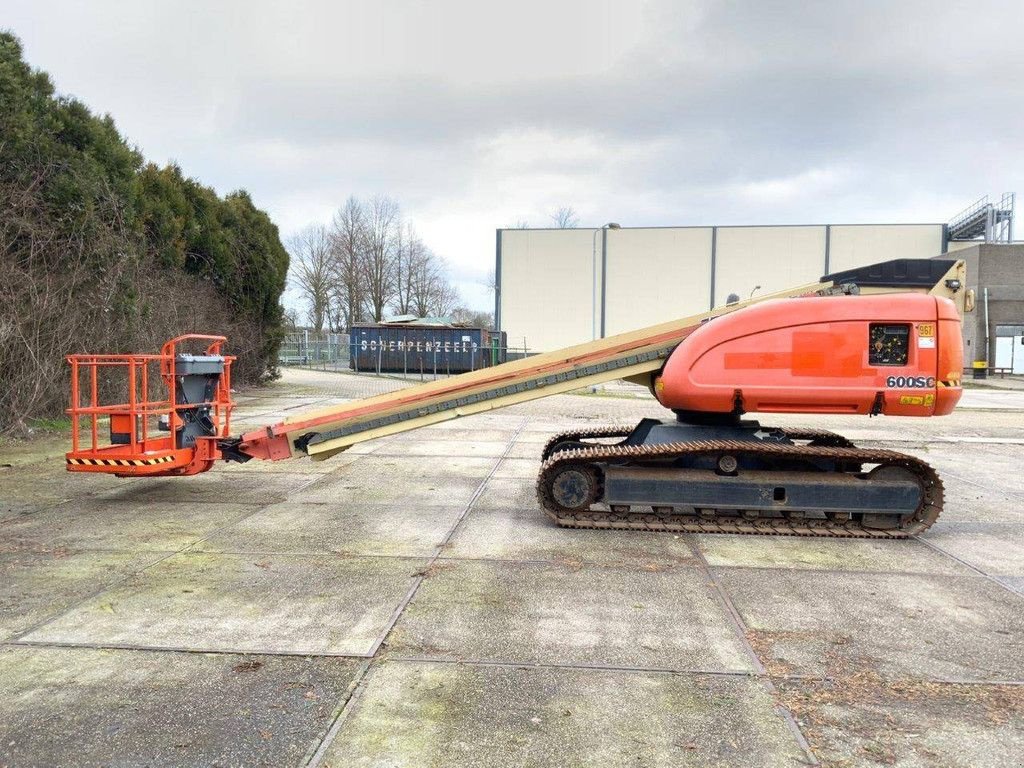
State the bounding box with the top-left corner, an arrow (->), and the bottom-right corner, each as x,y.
5,0 -> 1023,312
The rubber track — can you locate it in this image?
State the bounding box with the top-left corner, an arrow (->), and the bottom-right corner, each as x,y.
541,426 -> 856,460
536,439 -> 942,538
774,428 -> 856,448
540,425 -> 636,461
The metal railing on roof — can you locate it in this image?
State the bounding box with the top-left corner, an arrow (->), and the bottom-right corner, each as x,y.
948,193 -> 1015,242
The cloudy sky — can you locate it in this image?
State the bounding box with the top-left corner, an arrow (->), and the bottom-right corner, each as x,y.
5,0 -> 1022,310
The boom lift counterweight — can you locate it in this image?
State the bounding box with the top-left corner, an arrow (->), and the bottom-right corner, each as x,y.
66,259 -> 970,538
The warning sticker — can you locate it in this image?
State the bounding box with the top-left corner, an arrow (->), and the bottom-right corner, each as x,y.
899,394 -> 935,407
919,337 -> 936,349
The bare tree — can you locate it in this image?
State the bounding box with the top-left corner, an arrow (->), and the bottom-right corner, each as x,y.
385,239 -> 464,320
391,222 -> 429,316
308,193 -> 468,329
409,249 -> 443,318
328,196 -> 366,331
450,307 -> 494,328
288,224 -> 332,332
481,268 -> 497,294
427,258 -> 461,317
282,306 -> 302,330
361,194 -> 401,321
431,281 -> 461,318
549,206 -> 579,229
510,219 -> 530,229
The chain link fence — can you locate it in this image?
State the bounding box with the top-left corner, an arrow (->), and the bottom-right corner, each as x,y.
278,331 -> 351,371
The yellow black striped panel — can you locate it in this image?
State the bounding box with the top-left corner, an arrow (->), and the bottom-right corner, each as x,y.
67,455 -> 175,467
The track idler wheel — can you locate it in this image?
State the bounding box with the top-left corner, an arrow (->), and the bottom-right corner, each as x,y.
547,463 -> 601,511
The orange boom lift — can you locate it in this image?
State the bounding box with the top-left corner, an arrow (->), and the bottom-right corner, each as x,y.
66,259 -> 970,538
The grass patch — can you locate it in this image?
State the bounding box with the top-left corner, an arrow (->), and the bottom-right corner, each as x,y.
24,416 -> 74,433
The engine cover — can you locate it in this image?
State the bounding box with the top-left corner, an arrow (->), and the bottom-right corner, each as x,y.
654,294 -> 962,417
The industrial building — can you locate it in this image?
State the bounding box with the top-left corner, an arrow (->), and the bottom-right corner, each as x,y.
955,243 -> 1024,373
494,194 -> 1020,371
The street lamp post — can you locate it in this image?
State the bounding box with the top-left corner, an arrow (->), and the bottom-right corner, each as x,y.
592,222 -> 621,340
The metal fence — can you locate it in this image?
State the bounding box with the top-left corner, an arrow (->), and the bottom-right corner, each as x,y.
279,330 -> 535,381
278,331 -> 350,371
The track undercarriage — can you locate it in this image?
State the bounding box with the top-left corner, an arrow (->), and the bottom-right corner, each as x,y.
536,419 -> 942,538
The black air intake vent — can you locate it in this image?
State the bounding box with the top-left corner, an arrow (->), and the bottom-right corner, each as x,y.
822,259 -> 957,289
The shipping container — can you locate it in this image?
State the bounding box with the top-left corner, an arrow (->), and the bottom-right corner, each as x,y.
349,324 -> 507,374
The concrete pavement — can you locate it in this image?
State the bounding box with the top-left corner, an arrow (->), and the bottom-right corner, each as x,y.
1,367 -> 1022,767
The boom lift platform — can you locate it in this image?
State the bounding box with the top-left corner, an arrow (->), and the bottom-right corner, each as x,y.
66,259 -> 970,538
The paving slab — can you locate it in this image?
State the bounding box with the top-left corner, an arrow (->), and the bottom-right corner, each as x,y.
933,436 -> 1024,445
231,400 -> 361,428
237,393 -> 343,408
0,461 -> 122,517
695,535 -> 969,575
412,427 -> 520,443
922,522 -> 1024,579
776,676 -> 1024,768
0,551 -> 168,642
519,419 -> 596,434
936,483 -> 1024,523
513,430 -> 554,444
510,400 -> 650,423
350,441 -> 392,456
388,559 -> 751,672
196,501 -> 464,557
321,660 -> 807,768
344,454 -> 497,480
958,388 -> 1024,410
0,646 -> 360,768
491,457 -> 545,479
374,439 -> 511,458
926,445 -> 1024,498
836,427 -> 939,443
293,470 -> 481,506
929,409 -> 1024,438
504,440 -> 547,458
23,552 -> 426,655
3,371 -> 1023,765
219,452 -> 356,473
996,575 -> 1024,595
937,468 -> 1024,505
416,415 -> 520,433
94,471 -> 317,506
473,476 -> 543,510
444,507 -> 696,567
718,568 -> 1024,681
0,500 -> 257,554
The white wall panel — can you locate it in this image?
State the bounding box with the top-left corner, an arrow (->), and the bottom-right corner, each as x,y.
499,223 -> 951,353
828,224 -> 944,273
604,228 -> 713,336
714,226 -> 826,307
499,229 -> 599,352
